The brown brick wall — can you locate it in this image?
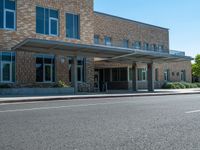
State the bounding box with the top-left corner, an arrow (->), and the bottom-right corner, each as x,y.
94,12 -> 169,51
0,0 -> 94,51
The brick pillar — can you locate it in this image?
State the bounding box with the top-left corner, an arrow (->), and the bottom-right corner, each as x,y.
132,62 -> 138,92
55,55 -> 68,84
147,63 -> 155,92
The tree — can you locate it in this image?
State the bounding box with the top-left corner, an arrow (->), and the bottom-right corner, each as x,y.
192,54 -> 200,77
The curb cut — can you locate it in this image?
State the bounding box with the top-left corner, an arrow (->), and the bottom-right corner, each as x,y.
0,92 -> 200,104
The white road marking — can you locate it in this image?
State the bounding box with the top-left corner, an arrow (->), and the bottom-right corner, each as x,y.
0,101 -> 133,113
185,110 -> 200,114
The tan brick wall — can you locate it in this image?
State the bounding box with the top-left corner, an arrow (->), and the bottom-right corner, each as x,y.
94,12 -> 169,51
0,0 -> 94,51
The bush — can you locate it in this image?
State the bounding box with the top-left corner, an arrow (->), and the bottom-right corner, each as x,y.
0,84 -> 11,88
162,82 -> 199,89
54,81 -> 70,88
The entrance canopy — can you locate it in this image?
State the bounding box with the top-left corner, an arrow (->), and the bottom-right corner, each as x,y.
12,38 -> 193,63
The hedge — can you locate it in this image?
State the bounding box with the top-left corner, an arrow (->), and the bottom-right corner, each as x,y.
162,82 -> 200,89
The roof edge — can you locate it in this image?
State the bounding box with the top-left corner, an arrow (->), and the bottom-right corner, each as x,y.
94,11 -> 169,31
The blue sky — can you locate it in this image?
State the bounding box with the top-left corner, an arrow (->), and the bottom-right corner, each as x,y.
94,0 -> 200,58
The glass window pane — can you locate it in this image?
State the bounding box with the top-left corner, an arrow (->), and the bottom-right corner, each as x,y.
6,11 -> 14,29
94,35 -> 99,44
77,67 -> 81,81
50,19 -> 58,35
36,7 -> 45,34
66,13 -> 74,38
2,52 -> 11,61
5,0 -> 15,10
50,9 -> 58,18
120,68 -> 127,81
0,0 -> 3,28
12,62 -> 15,82
45,65 -> 51,81
2,63 -> 10,81
44,58 -> 52,64
45,8 -> 49,35
36,57 -> 43,82
112,68 -> 118,81
74,15 -> 80,39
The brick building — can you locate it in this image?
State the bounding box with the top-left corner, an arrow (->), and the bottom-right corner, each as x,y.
0,0 -> 192,93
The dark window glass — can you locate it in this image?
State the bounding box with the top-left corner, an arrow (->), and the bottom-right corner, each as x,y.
120,68 -> 127,81
2,52 -> 11,61
66,13 -> 80,39
36,7 -> 45,34
129,68 -> 133,81
94,35 -> 99,44
36,57 -> 43,82
112,68 -> 119,81
50,19 -> 58,35
45,65 -> 51,81
0,52 -> 15,82
45,8 -> 49,34
123,40 -> 129,48
104,69 -> 110,82
134,41 -> 141,49
0,0 -> 3,28
50,9 -> 58,18
6,11 -> 14,29
2,63 -> 10,81
36,7 -> 58,35
155,68 -> 158,81
144,43 -> 149,50
5,0 -> 15,10
104,36 -> 111,46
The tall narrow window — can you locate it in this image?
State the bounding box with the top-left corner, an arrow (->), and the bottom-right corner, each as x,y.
36,55 -> 55,82
94,35 -> 100,44
77,58 -> 86,82
138,68 -> 147,81
0,52 -> 15,83
104,36 -> 112,46
123,39 -> 129,48
133,41 -> 141,49
181,70 -> 186,81
36,6 -> 59,36
66,13 -> 80,39
144,43 -> 149,50
0,0 -> 16,30
164,69 -> 170,81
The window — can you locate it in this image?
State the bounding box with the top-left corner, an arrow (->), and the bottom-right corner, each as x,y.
158,45 -> 164,51
0,52 -> 15,82
151,44 -> 157,51
144,43 -> 149,50
36,6 -> 59,36
112,68 -> 127,82
138,68 -> 147,81
0,0 -> 16,30
36,55 -> 55,82
94,35 -> 99,44
164,69 -> 170,81
66,13 -> 80,39
181,70 -> 186,81
133,41 -> 141,49
155,68 -> 159,81
104,36 -> 112,46
123,39 -> 129,48
68,57 -> 86,83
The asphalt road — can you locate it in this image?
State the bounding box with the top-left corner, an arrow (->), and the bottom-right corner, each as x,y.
0,95 -> 200,150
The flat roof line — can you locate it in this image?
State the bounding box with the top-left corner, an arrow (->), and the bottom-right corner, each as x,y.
94,11 -> 169,31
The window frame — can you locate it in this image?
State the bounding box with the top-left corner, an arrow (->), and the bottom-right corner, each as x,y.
0,0 -> 16,30
66,13 -> 80,39
36,6 -> 59,36
104,36 -> 112,46
138,68 -> 147,81
0,52 -> 16,83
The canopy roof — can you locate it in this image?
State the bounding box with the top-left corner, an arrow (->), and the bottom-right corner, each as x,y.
13,38 -> 193,63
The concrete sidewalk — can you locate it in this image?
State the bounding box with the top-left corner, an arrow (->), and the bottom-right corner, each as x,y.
0,89 -> 200,104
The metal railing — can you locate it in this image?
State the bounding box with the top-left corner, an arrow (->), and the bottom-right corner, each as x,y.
169,50 -> 185,56
94,40 -> 169,54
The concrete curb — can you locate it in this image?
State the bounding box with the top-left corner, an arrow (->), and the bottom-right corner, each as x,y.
0,91 -> 200,104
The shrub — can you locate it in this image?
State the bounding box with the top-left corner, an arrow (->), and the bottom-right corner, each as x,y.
162,82 -> 199,89
54,81 -> 70,88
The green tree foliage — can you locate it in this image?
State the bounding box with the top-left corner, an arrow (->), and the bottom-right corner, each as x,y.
192,54 -> 200,77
